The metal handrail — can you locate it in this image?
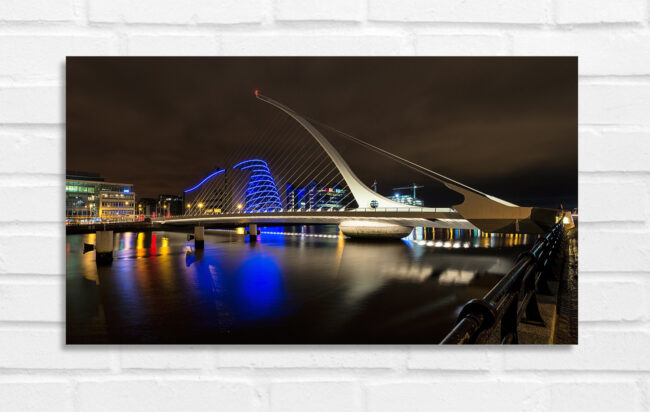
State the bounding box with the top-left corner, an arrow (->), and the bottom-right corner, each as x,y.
440,222 -> 564,344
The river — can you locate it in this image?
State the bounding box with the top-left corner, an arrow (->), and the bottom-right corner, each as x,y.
66,226 -> 534,344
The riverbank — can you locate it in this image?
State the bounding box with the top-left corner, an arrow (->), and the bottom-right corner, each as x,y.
66,222 -> 158,235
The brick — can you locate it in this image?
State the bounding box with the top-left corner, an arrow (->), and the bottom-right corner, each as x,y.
513,32 -> 650,75
220,34 -> 411,55
366,382 -> 547,412
580,230 -> 650,272
216,346 -> 405,368
76,380 -> 253,412
89,0 -> 264,24
0,282 -> 62,322
581,83 -> 650,125
580,279 -> 646,321
505,329 -> 650,370
408,347 -> 494,370
120,346 -> 211,369
578,84 -> 650,125
127,35 -> 218,55
549,382 -> 642,411
271,382 -> 361,412
579,180 -> 646,222
554,0 -> 645,24
0,235 -> 63,275
0,131 -> 62,174
415,34 -> 507,55
0,87 -> 62,124
0,329 -> 111,369
0,187 -> 62,222
369,0 -> 548,24
0,0 -> 75,22
580,130 -> 650,171
275,0 -> 364,21
0,35 -> 115,82
0,382 -> 74,412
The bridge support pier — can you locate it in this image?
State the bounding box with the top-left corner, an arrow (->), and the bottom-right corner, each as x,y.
249,224 -> 258,242
194,226 -> 204,249
95,230 -> 113,265
339,220 -> 414,239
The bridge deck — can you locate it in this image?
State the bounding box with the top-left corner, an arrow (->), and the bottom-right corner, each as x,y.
156,210 -> 475,229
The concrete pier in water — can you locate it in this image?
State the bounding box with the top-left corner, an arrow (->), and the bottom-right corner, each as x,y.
95,230 -> 114,265
248,224 -> 258,242
194,226 -> 204,249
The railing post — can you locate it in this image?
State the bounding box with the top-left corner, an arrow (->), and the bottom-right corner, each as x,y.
441,299 -> 497,344
522,292 -> 545,326
500,293 -> 519,344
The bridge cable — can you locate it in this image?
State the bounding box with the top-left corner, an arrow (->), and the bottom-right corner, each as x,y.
299,114 -> 496,200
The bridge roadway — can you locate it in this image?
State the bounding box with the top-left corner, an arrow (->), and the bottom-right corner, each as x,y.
155,208 -> 478,230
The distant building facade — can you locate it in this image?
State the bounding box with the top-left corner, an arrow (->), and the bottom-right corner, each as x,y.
196,187 -> 229,215
388,192 -> 424,207
137,198 -> 157,216
66,171 -> 135,223
286,181 -> 346,211
158,194 -> 184,217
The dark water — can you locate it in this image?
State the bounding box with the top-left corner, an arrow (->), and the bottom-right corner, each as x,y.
66,226 -> 535,344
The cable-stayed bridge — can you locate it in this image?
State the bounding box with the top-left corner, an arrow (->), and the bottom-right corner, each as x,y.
158,92 -> 572,238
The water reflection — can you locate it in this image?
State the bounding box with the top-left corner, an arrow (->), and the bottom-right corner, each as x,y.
406,227 -> 532,249
66,225 -> 534,344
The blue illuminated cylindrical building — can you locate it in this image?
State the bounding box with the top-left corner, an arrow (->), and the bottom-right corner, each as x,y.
233,159 -> 283,213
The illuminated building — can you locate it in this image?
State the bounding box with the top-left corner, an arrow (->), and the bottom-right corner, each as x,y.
316,186 -> 347,210
233,159 -> 282,212
99,189 -> 136,222
388,192 -> 424,207
66,171 -> 135,223
286,181 -> 346,211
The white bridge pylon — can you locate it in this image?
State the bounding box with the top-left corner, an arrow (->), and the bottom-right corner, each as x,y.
256,92 -> 424,210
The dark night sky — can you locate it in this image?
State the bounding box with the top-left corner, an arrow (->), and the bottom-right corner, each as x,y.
66,57 -> 577,209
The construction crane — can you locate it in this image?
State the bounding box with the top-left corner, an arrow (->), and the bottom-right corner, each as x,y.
393,183 -> 424,200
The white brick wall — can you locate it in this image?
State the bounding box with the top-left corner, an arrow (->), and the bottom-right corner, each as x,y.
0,0 -> 647,410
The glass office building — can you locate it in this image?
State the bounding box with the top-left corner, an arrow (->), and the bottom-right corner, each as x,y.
286,182 -> 347,211
66,171 -> 135,223
388,193 -> 424,207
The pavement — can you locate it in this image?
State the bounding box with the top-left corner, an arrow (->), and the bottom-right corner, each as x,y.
518,226 -> 578,344
553,227 -> 579,344
481,226 -> 578,344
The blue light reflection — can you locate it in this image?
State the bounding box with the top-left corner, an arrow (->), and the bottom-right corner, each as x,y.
235,254 -> 286,321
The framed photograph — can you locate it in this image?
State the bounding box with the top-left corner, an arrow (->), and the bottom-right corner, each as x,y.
66,57 -> 577,344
